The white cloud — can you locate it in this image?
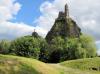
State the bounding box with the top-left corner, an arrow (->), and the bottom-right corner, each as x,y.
12,2 -> 21,15
0,0 -> 47,39
0,21 -> 46,39
37,1 -> 58,31
0,0 -> 21,21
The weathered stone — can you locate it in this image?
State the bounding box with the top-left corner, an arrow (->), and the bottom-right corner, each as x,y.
45,3 -> 81,43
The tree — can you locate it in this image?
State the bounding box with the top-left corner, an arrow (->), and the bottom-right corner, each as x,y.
75,44 -> 86,59
64,38 -> 79,60
39,40 -> 49,62
45,35 -> 97,63
47,36 -> 65,63
0,40 -> 11,54
80,34 -> 97,58
10,36 -> 44,59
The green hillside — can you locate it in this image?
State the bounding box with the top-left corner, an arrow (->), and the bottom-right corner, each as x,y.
0,54 -> 100,74
0,55 -> 61,74
60,57 -> 100,74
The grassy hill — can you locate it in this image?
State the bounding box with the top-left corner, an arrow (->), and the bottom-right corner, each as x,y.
0,54 -> 100,74
60,57 -> 100,74
0,55 -> 62,74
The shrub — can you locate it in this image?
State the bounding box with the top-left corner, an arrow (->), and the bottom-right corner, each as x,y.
0,40 -> 11,54
80,34 -> 97,58
45,34 -> 97,63
10,36 -> 44,59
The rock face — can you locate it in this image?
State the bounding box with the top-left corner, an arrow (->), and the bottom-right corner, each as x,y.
46,4 -> 81,43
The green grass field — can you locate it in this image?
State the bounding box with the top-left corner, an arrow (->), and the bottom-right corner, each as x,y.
61,57 -> 100,70
0,55 -> 62,74
60,57 -> 100,74
0,54 -> 100,74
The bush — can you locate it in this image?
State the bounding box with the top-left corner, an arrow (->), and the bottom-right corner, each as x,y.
0,40 -> 11,54
39,40 -> 49,62
80,35 -> 97,58
44,34 -> 97,63
47,37 -> 65,63
10,36 -> 45,59
75,44 -> 86,59
0,34 -> 96,63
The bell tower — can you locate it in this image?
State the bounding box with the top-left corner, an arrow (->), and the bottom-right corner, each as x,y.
65,3 -> 69,18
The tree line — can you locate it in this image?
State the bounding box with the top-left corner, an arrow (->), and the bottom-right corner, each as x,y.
0,34 -> 97,63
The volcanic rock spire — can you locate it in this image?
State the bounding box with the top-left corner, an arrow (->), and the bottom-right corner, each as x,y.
45,3 -> 81,43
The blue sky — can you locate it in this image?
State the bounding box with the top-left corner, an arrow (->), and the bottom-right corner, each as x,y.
12,0 -> 45,25
12,0 -> 53,26
0,0 -> 100,54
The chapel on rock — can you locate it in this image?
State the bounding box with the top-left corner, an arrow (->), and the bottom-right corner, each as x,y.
45,3 -> 81,43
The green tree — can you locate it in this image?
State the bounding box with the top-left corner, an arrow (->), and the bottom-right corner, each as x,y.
47,36 -> 65,63
64,38 -> 79,60
46,35 -> 97,63
80,34 -> 97,58
75,44 -> 86,59
10,36 -> 44,59
39,40 -> 49,62
0,40 -> 11,54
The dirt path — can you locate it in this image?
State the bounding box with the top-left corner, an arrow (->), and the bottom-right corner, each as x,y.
48,64 -> 92,74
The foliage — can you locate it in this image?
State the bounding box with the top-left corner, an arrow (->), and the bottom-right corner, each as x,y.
39,41 -> 49,62
10,36 -> 45,59
0,40 -> 11,54
80,35 -> 97,58
44,34 -> 97,63
0,34 -> 97,63
75,46 -> 86,59
47,36 -> 65,63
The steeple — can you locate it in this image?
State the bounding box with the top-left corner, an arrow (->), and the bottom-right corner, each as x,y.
32,29 -> 39,38
65,3 -> 69,18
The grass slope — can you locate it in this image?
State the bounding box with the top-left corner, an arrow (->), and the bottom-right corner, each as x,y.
0,55 -> 62,74
60,57 -> 100,74
0,55 -> 100,74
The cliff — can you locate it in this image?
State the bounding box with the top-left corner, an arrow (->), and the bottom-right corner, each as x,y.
45,4 -> 81,43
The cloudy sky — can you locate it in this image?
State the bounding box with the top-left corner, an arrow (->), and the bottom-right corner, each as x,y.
0,0 -> 100,54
